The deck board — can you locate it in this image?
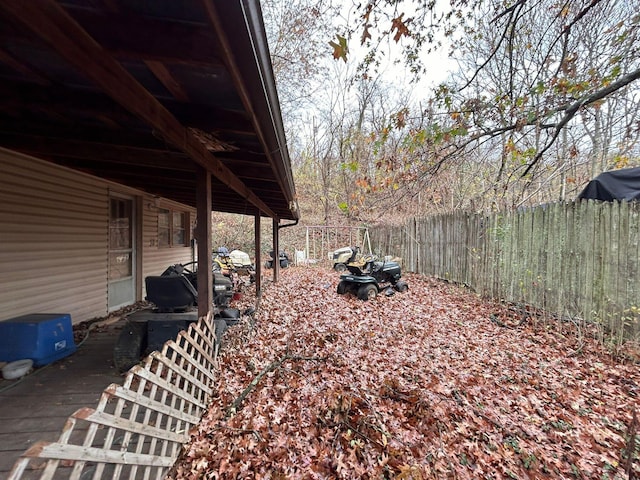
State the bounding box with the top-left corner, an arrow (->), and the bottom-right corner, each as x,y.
0,320 -> 126,478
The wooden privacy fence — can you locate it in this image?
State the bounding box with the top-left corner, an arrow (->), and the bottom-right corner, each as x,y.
9,313 -> 224,480
371,200 -> 640,342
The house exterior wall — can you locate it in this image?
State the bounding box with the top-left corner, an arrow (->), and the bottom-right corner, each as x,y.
0,147 -> 196,325
142,198 -> 196,275
141,198 -> 196,289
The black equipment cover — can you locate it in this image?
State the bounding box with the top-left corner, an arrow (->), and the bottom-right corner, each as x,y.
578,167 -> 640,202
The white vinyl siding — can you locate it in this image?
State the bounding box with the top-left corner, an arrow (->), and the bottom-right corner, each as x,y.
0,149 -> 108,323
0,147 -> 197,325
142,201 -> 194,283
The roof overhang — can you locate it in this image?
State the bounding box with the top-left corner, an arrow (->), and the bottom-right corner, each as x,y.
0,0 -> 298,220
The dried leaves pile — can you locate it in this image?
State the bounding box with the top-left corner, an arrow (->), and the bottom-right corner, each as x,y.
169,268 -> 639,479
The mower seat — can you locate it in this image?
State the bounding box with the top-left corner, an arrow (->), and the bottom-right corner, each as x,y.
145,275 -> 198,312
347,246 -> 360,263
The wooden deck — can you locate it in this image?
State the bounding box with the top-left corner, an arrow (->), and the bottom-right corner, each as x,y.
0,319 -> 125,477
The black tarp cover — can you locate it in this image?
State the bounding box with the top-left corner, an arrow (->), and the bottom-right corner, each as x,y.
577,167 -> 640,201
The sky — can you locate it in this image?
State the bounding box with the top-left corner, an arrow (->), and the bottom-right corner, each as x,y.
327,0 -> 459,112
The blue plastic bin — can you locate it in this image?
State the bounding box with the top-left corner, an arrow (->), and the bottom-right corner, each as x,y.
0,313 -> 77,367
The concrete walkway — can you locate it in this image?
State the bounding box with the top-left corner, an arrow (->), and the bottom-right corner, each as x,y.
0,319 -> 125,478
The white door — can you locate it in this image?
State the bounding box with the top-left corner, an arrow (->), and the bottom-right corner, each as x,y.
108,196 -> 136,311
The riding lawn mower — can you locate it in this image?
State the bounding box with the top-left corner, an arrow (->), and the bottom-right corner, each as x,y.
264,250 -> 290,269
113,261 -> 240,373
329,246 -> 361,272
336,249 -> 408,301
214,247 -> 256,283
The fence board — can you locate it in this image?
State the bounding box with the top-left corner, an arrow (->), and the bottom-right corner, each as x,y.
21,441 -> 175,467
371,201 -> 640,342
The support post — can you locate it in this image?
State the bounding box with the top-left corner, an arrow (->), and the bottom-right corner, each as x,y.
254,214 -> 261,295
305,226 -> 310,266
195,165 -> 212,318
272,217 -> 279,283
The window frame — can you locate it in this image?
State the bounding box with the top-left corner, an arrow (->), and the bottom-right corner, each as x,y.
158,207 -> 190,248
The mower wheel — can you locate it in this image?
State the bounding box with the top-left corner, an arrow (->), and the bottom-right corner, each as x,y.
337,280 -> 349,294
395,280 -> 409,293
357,283 -> 378,301
334,263 -> 347,272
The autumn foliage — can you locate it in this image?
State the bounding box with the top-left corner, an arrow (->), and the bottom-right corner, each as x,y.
168,267 -> 639,479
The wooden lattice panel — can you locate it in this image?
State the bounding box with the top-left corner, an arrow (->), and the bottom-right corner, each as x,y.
8,313 -> 220,480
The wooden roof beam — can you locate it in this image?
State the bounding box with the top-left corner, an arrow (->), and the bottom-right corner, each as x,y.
0,47 -> 51,84
0,79 -> 255,135
144,61 -> 190,102
204,1 -> 297,217
53,7 -> 223,66
0,135 -> 192,170
0,0 -> 276,218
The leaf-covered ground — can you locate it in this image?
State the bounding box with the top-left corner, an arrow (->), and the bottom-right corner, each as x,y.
168,267 -> 639,479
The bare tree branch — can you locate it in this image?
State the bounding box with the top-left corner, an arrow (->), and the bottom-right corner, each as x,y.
490,0 -> 527,23
523,66 -> 640,175
561,0 -> 605,35
448,67 -> 640,176
459,0 -> 527,92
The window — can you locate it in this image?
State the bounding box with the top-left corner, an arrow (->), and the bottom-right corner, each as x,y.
109,198 -> 133,280
172,211 -> 186,246
158,208 -> 189,247
158,209 -> 170,247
